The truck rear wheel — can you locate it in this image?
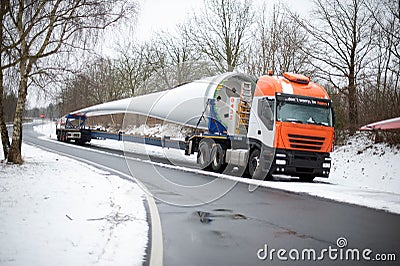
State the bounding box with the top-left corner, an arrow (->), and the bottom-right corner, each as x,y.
64,132 -> 68,142
197,139 -> 212,170
211,144 -> 226,173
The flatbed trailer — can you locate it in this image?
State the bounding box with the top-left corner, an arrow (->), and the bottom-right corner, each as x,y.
56,113 -> 187,150
90,130 -> 186,150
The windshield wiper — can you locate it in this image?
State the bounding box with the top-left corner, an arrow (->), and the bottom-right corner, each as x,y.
306,121 -> 329,126
285,118 -> 304,124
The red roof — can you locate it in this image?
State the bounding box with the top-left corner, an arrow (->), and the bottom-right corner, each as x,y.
360,117 -> 400,130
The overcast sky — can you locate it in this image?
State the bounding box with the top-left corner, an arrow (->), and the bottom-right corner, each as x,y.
134,0 -> 313,41
100,0 -> 313,55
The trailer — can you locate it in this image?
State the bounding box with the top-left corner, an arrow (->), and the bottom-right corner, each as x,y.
62,72 -> 334,181
55,114 -> 188,150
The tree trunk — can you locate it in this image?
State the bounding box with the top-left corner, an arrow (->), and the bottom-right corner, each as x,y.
348,70 -> 358,135
0,0 -> 10,160
0,69 -> 10,160
8,43 -> 29,164
7,74 -> 28,164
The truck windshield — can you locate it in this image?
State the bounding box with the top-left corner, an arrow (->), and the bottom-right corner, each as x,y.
277,101 -> 333,127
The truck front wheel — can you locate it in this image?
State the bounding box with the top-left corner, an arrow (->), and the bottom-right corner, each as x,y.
244,148 -> 260,178
244,148 -> 273,180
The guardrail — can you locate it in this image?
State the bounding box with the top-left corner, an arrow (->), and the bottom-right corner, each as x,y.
90,131 -> 186,150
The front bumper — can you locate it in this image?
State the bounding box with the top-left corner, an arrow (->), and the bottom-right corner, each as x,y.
270,149 -> 331,178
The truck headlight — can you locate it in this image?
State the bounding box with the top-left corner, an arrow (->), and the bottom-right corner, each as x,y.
322,162 -> 331,168
276,159 -> 286,165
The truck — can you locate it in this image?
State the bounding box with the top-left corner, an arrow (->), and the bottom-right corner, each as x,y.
56,113 -> 91,144
63,72 -> 334,181
186,72 -> 334,181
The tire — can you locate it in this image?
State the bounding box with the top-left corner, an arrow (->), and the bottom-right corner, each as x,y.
197,139 -> 213,170
211,144 -> 226,173
244,148 -> 260,178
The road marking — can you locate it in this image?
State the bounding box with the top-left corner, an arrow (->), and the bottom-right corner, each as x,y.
33,135 -> 259,189
25,140 -> 164,266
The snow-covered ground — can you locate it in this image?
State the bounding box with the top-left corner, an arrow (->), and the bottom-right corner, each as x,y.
0,131 -> 148,265
124,123 -> 193,140
329,133 -> 400,195
34,121 -> 400,214
93,122 -> 193,141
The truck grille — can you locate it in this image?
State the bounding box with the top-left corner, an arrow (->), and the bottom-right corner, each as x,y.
288,134 -> 325,151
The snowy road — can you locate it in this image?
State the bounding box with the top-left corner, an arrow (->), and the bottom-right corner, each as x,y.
24,124 -> 400,265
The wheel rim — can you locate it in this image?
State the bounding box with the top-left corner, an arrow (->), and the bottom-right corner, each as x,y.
249,150 -> 260,176
213,151 -> 220,165
250,158 -> 258,172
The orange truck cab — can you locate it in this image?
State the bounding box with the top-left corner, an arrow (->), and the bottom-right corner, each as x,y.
247,72 -> 334,181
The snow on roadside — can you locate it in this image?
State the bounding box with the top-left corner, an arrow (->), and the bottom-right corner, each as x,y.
34,122 -> 400,214
0,135 -> 148,265
328,132 -> 400,194
33,121 -> 56,140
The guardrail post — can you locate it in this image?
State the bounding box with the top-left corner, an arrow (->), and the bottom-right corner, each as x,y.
162,136 -> 170,148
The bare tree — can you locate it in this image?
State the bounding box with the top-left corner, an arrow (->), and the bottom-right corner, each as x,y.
184,0 -> 254,72
245,3 -> 312,77
86,57 -> 130,102
150,29 -> 217,90
152,31 -> 196,88
356,0 -> 400,126
1,0 -> 136,164
292,0 -> 375,134
116,41 -> 157,96
59,55 -> 133,114
0,0 -> 11,159
369,0 -> 400,62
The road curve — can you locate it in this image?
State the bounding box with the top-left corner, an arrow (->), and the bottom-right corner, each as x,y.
23,124 -> 400,266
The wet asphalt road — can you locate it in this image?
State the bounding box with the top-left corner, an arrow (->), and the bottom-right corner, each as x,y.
22,124 -> 400,266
